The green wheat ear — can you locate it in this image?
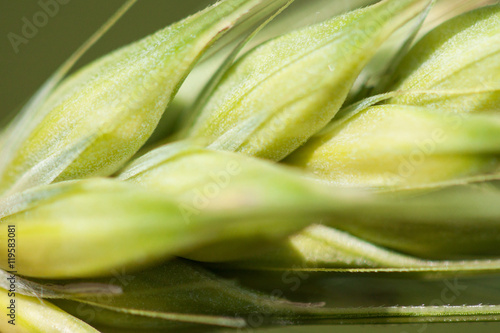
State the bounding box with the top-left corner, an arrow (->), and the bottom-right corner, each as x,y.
285,104 -> 500,190
1,1 -> 500,331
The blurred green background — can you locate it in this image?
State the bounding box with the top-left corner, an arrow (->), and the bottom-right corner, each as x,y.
1,1 -> 500,332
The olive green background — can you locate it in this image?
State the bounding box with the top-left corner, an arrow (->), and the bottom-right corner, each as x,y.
1,1 -> 500,332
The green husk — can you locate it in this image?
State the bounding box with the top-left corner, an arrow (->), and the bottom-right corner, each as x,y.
0,0 -> 282,196
331,184 -> 500,259
0,287 -> 99,333
120,143 -> 343,262
122,145 -> 500,261
173,0 -> 380,134
285,104 -> 500,190
224,224 -> 500,275
0,168 -> 349,277
4,145 -> 498,277
388,5 -> 500,111
144,0 -> 296,148
184,0 -> 433,161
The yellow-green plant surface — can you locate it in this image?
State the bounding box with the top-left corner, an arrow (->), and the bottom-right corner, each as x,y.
1,0 -> 500,332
